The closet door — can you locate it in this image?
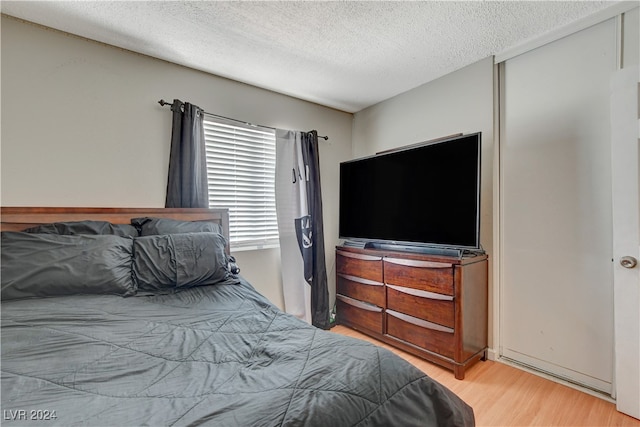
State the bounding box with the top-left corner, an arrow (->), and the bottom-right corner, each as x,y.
501,18 -> 616,394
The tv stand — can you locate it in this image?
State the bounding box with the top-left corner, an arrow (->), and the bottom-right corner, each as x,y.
335,245 -> 488,380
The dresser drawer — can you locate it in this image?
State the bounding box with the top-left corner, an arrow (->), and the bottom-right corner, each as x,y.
336,250 -> 383,283
386,284 -> 454,328
337,274 -> 385,308
386,310 -> 455,359
336,295 -> 383,334
384,257 -> 454,295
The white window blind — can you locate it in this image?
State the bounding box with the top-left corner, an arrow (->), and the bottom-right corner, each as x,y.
203,115 -> 278,250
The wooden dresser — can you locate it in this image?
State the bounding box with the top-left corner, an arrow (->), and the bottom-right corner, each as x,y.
335,245 -> 488,379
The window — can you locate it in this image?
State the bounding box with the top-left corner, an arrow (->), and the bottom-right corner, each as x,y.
203,115 -> 278,250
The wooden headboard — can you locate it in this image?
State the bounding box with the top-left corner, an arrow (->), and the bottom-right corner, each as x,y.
0,207 -> 231,252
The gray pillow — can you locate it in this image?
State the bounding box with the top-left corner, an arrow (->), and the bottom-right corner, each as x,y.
1,232 -> 136,300
24,220 -> 139,237
133,232 -> 237,292
131,217 -> 222,236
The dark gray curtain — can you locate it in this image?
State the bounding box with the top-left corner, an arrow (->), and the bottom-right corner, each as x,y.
275,129 -> 330,330
300,131 -> 330,330
165,99 -> 209,208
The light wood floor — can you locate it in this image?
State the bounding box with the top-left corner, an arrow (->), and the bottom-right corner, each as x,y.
331,325 -> 640,427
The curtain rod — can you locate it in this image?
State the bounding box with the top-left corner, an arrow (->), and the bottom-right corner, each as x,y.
158,99 -> 328,141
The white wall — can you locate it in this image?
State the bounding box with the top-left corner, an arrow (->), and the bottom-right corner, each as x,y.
623,7 -> 639,67
0,16 -> 353,309
352,57 -> 495,346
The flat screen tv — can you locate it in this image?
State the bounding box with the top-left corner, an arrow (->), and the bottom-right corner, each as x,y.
339,132 -> 482,255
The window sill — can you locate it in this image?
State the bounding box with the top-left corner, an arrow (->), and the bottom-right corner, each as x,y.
231,243 -> 280,252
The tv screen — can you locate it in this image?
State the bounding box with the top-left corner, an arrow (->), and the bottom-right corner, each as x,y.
339,132 -> 481,251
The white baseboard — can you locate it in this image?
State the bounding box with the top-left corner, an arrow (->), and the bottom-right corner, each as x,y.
486,347 -> 498,361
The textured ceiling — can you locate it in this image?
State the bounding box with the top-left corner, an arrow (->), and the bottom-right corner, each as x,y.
1,1 -> 619,113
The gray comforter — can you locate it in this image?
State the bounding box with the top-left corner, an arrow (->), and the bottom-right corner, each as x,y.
1,278 -> 474,426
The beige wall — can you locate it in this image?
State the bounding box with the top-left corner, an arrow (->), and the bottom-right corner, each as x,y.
352,57 -> 496,347
0,16 -> 354,309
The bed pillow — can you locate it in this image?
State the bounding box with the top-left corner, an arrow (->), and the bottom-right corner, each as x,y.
131,217 -> 222,236
24,220 -> 139,237
1,232 -> 136,300
133,232 -> 237,292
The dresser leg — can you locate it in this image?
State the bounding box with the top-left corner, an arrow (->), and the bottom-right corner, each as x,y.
454,366 -> 465,380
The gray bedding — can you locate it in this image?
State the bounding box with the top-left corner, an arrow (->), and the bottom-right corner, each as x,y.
1,279 -> 474,426
1,229 -> 474,426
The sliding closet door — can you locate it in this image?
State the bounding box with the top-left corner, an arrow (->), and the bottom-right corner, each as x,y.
501,18 -> 616,394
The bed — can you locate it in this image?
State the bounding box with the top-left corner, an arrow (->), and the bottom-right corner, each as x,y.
1,207 -> 474,426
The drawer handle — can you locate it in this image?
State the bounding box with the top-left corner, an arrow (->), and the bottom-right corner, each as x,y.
337,250 -> 383,261
338,274 -> 383,287
385,257 -> 452,269
337,294 -> 383,312
386,284 -> 453,301
387,309 -> 454,333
